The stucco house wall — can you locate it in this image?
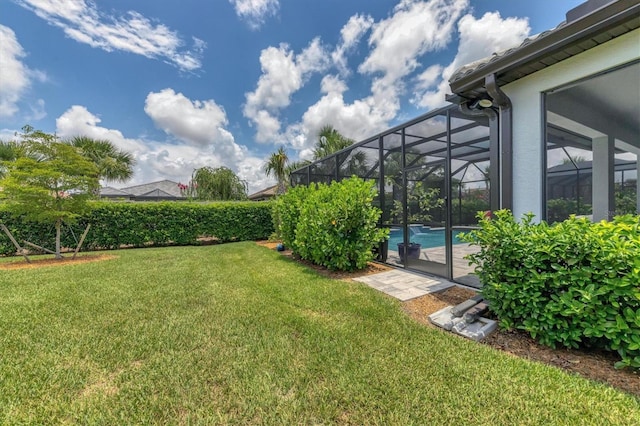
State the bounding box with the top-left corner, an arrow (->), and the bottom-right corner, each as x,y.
502,29 -> 639,219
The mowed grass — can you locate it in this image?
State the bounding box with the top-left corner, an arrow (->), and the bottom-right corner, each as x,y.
0,243 -> 638,425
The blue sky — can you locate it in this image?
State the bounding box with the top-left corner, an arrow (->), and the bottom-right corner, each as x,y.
0,0 -> 584,192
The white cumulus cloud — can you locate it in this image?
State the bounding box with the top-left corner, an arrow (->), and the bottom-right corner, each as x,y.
145,89 -> 232,149
14,0 -> 205,72
332,13 -> 374,76
282,75 -> 390,158
144,89 -> 270,190
55,102 -> 270,192
412,11 -> 531,109
228,0 -> 279,30
56,105 -> 147,155
243,38 -> 331,143
359,0 -> 468,113
272,0 -> 470,155
0,25 -> 47,119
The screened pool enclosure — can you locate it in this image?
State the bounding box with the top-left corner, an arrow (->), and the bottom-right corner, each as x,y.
291,104 -> 496,288
286,2 -> 640,288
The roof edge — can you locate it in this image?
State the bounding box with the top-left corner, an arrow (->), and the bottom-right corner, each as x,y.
449,0 -> 640,95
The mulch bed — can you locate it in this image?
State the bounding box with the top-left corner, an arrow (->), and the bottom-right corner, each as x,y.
404,287 -> 639,398
0,254 -> 117,270
258,240 -> 640,398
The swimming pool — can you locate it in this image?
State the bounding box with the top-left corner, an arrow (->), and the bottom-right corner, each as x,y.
387,227 -> 466,249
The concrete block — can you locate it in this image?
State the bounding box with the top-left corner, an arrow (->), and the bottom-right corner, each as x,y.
462,301 -> 489,323
451,316 -> 497,341
450,295 -> 483,317
428,305 -> 497,340
428,306 -> 462,331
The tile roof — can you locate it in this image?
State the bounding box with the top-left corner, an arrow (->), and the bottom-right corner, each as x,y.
137,189 -> 178,199
248,184 -> 278,200
448,23 -> 567,85
99,186 -> 132,197
99,179 -> 186,200
448,0 -> 640,96
119,179 -> 184,198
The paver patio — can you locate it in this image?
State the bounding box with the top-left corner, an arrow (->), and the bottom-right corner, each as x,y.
353,269 -> 457,301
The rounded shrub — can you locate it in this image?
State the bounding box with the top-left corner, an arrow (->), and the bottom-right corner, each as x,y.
295,177 -> 388,271
272,184 -> 312,254
274,177 -> 388,272
462,211 -> 640,369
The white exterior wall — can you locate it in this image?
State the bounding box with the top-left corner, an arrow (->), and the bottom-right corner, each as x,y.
501,29 -> 640,220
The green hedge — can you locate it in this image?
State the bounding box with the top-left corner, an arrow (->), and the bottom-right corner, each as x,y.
462,210 -> 640,369
0,201 -> 274,255
273,177 -> 389,271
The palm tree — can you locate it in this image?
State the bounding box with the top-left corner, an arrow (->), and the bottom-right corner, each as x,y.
0,140 -> 21,178
313,125 -> 354,159
286,158 -> 311,174
263,126 -> 353,194
263,146 -> 289,194
67,136 -> 135,184
342,150 -> 369,177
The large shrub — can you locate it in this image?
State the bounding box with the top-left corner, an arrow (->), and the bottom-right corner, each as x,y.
273,177 -> 388,271
0,201 -> 273,255
271,184 -> 311,253
462,210 -> 640,369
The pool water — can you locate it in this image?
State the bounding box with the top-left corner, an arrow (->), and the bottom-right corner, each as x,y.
388,227 -> 465,249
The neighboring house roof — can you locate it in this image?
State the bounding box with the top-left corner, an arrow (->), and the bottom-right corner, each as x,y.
449,0 -> 640,99
136,189 -> 179,199
248,184 -> 278,201
99,186 -> 132,198
99,179 -> 186,201
120,179 -> 184,198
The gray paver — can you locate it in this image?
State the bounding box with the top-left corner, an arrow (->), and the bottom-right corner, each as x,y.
415,282 -> 455,293
354,268 -> 455,301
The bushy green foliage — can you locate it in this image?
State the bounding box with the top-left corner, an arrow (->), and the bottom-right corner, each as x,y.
0,129 -> 100,257
180,166 -> 248,201
0,201 -> 273,254
274,177 -> 388,271
272,184 -> 311,253
615,186 -> 637,216
546,198 -> 592,223
452,196 -> 489,225
462,210 -> 640,369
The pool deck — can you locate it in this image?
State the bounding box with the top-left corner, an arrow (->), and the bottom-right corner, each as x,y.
386,242 -> 480,281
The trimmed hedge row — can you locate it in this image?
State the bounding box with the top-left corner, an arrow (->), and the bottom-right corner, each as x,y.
462,210 -> 640,369
0,201 -> 274,255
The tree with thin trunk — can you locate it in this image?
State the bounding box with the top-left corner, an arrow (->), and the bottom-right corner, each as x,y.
263,146 -> 289,194
182,166 -> 248,201
0,130 -> 99,259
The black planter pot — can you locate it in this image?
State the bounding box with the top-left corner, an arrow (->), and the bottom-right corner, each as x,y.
397,242 -> 421,262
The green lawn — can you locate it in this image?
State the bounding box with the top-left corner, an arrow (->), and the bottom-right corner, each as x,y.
1,243 -> 638,425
